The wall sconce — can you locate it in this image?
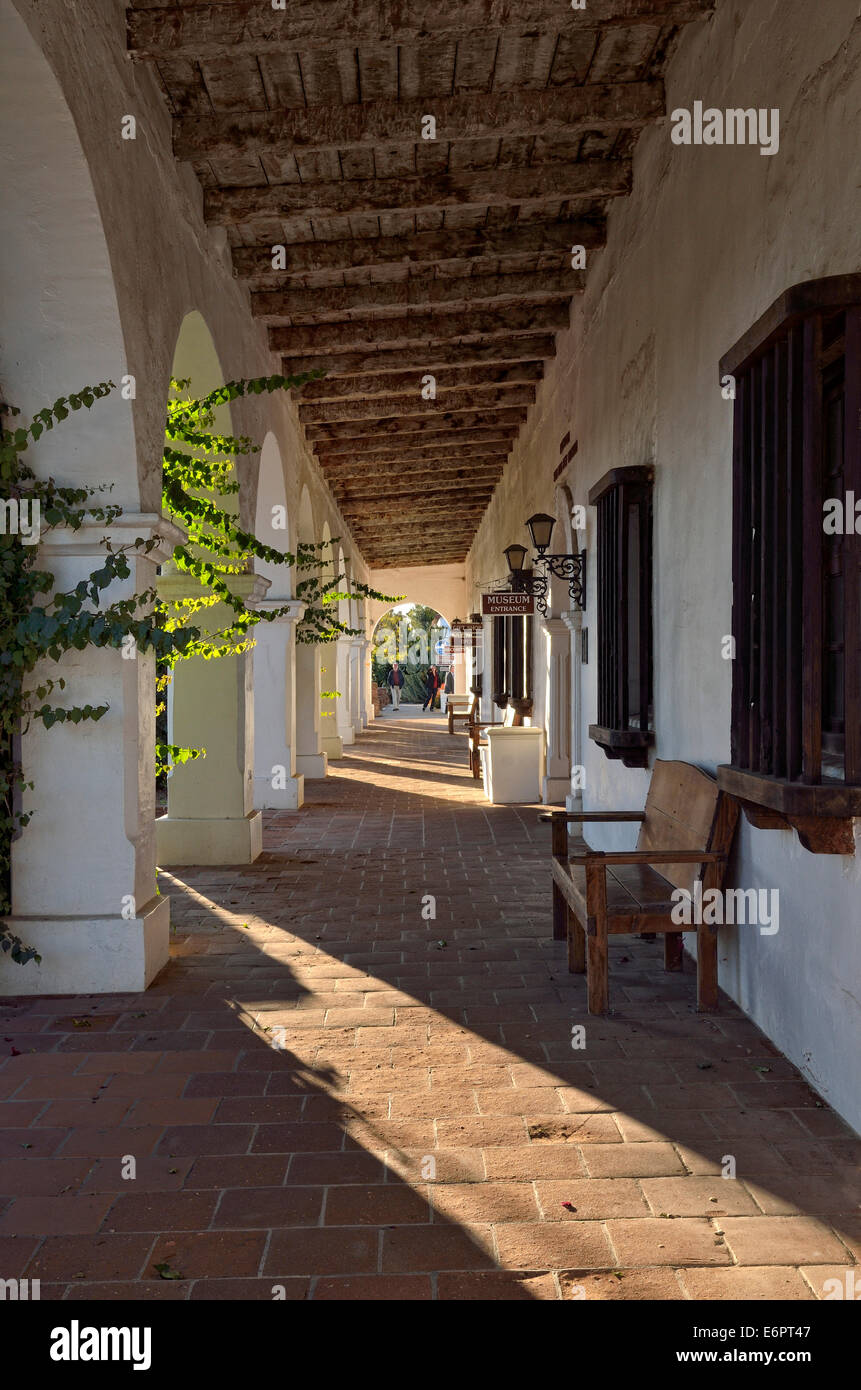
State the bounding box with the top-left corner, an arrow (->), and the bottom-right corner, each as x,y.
503,514 -> 586,616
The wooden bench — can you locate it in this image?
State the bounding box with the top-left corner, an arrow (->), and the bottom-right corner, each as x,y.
447,692 -> 477,735
467,702 -> 521,778
541,760 -> 739,1014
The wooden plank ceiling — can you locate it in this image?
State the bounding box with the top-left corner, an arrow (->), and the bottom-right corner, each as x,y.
128,0 -> 713,567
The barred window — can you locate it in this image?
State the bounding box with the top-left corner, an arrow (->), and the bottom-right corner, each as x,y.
588,465 -> 654,768
717,275 -> 861,851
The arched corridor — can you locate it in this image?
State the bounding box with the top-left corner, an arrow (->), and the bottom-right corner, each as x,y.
0,0 -> 859,1329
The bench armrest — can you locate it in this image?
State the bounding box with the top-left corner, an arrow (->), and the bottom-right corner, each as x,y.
539,811 -> 645,824
570,849 -> 727,865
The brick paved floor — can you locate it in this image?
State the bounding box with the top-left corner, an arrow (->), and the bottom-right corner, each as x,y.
1,707 -> 858,1300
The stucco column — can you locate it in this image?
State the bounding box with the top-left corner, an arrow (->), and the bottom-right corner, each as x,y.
351,638 -> 369,728
561,609 -> 584,812
480,615 -> 495,721
156,570 -> 267,866
294,640 -> 329,778
542,616 -> 572,804
318,641 -> 344,759
361,636 -> 375,723
252,598 -> 305,811
334,635 -> 356,746
0,514 -> 182,996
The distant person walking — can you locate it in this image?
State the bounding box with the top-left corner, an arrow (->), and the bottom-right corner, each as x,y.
422,665 -> 439,712
432,666 -> 443,710
387,661 -> 405,710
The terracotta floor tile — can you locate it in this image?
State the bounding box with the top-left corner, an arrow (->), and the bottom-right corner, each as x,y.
607,1217 -> 732,1266
679,1265 -> 816,1299
559,1268 -> 683,1300
720,1216 -> 852,1266
495,1220 -> 613,1269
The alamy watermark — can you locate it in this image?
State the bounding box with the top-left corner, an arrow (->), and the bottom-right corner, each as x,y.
671,883 -> 779,935
0,497 -> 40,545
823,492 -> 861,535
671,102 -> 779,157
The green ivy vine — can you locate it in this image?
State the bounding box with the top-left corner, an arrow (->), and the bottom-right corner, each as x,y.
0,373 -> 398,965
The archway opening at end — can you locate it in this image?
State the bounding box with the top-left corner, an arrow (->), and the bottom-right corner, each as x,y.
371,603 -> 452,707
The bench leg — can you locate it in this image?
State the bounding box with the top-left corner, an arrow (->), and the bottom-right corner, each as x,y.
585,861 -> 609,1014
552,880 -> 567,941
568,906 -> 586,974
664,932 -> 684,972
697,924 -> 719,1011
587,931 -> 608,1013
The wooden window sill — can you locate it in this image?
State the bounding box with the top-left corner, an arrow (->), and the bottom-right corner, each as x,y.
716,765 -> 860,854
589,724 -> 653,770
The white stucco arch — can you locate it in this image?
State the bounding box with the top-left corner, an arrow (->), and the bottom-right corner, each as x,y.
0,1 -> 139,503
170,310 -> 235,475
366,562 -> 466,633
254,432 -> 291,599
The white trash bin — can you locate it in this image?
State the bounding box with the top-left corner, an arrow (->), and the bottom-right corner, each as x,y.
482,726 -> 545,804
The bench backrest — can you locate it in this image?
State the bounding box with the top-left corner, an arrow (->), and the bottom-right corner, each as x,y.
636,760 -> 738,894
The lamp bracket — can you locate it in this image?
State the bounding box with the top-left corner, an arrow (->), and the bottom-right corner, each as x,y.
513,550 -> 586,615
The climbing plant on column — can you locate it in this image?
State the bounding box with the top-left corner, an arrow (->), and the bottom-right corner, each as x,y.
0,374 -> 398,964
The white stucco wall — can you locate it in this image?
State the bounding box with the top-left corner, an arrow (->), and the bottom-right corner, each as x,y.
466,0 -> 861,1130
368,563 -> 468,629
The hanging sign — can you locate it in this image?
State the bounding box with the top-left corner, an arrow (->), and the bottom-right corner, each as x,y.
481,592 -> 535,615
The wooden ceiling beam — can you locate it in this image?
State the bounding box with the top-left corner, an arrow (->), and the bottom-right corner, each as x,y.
329,465 -> 504,488
351,531 -> 480,551
346,521 -> 488,537
349,518 -> 483,535
175,83 -> 664,161
206,161 -> 630,226
233,220 -> 604,284
252,270 -> 581,323
279,334 -> 555,377
322,449 -> 509,472
335,483 -> 502,504
342,492 -> 492,513
361,546 -> 473,563
335,489 -> 500,511
128,1 -> 715,60
270,303 -> 568,355
333,482 -> 502,504
323,449 -> 507,471
307,408 -> 527,442
294,361 -> 543,404
366,539 -> 470,551
367,547 -> 467,558
315,430 -> 515,459
300,385 -> 535,424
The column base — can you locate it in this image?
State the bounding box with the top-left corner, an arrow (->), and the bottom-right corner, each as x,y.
0,895 -> 170,996
296,752 -> 328,778
337,724 -> 355,746
543,776 -> 571,804
156,810 -> 263,866
320,733 -> 344,759
253,774 -> 304,810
